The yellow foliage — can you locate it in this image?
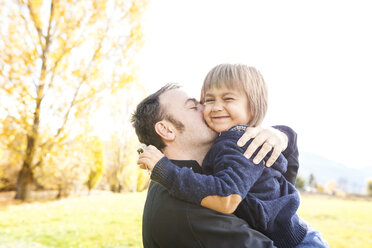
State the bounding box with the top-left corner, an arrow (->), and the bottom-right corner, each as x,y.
35,134 -> 106,193
0,0 -> 147,199
0,147 -> 6,188
85,136 -> 105,191
121,134 -> 142,192
316,183 -> 325,194
325,180 -> 337,195
137,169 -> 150,192
102,86 -> 149,193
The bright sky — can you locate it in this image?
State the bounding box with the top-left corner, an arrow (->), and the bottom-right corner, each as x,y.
137,0 -> 372,169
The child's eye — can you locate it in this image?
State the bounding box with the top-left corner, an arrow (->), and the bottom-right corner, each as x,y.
191,106 -> 198,110
224,97 -> 234,101
204,99 -> 214,103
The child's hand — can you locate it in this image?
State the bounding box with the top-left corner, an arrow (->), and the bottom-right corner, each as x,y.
137,145 -> 165,172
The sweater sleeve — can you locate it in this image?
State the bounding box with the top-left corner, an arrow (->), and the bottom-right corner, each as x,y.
273,125 -> 299,185
151,138 -> 266,214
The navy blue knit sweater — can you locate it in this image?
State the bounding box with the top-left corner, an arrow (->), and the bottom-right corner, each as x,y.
151,125 -> 307,248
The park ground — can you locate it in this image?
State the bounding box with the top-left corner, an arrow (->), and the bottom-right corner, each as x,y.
0,191 -> 371,248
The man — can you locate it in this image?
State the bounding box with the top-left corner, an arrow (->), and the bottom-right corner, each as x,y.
131,84 -> 299,248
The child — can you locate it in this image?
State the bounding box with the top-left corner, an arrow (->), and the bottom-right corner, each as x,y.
138,64 -> 329,248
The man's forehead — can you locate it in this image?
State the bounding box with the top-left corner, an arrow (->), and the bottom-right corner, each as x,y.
160,88 -> 189,104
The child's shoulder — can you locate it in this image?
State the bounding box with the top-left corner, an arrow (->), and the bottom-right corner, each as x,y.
211,125 -> 249,152
217,125 -> 248,141
226,125 -> 249,133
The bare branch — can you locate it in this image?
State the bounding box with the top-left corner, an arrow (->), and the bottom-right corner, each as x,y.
39,0 -> 55,74
16,0 -> 39,56
44,1 -> 87,98
52,25 -> 108,140
74,85 -> 106,105
53,82 -> 82,139
43,43 -> 76,98
35,0 -> 55,104
31,77 -> 38,92
26,0 -> 43,49
45,0 -> 55,47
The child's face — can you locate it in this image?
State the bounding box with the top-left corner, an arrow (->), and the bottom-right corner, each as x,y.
203,86 -> 251,133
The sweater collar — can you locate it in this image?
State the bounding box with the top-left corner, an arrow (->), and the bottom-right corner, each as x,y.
170,160 -> 202,173
228,124 -> 249,132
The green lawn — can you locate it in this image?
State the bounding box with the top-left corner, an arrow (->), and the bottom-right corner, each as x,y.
0,191 -> 371,247
297,194 -> 372,248
0,192 -> 147,248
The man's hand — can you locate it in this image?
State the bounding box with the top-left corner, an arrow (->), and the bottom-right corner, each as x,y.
237,126 -> 288,167
137,145 -> 165,172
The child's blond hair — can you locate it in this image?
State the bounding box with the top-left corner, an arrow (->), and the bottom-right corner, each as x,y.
201,64 -> 268,126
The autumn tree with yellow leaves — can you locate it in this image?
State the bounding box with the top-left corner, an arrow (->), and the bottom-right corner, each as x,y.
0,0 -> 147,200
34,133 -> 106,198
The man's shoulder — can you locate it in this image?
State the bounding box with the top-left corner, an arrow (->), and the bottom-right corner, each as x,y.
145,181 -> 201,214
143,182 -> 200,247
144,182 -> 275,248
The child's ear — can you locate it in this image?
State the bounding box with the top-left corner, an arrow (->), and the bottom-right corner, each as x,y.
154,121 -> 175,141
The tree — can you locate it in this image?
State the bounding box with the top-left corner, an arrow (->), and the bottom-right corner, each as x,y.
315,183 -> 325,194
367,179 -> 372,197
85,136 -> 105,194
295,175 -> 305,191
0,0 -> 147,200
325,180 -> 337,195
308,173 -> 316,188
102,86 -> 149,193
0,116 -> 26,190
34,134 -> 88,198
337,177 -> 349,192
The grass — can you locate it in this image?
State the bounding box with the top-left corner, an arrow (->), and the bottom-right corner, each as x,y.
0,191 -> 371,247
297,194 -> 372,248
0,191 -> 147,248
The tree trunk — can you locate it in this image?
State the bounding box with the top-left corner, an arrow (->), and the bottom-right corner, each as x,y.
56,186 -> 69,199
15,161 -> 34,201
56,186 -> 62,199
15,135 -> 37,201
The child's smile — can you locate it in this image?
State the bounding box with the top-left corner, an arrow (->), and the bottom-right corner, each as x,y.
203,86 -> 251,133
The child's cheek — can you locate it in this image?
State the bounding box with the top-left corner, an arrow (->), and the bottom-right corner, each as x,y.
203,106 -> 210,121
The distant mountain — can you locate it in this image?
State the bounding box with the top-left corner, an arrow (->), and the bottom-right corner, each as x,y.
298,152 -> 372,194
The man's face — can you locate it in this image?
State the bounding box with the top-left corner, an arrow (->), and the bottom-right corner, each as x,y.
159,89 -> 217,147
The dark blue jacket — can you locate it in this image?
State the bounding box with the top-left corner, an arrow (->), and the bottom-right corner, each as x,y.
152,125 -> 306,248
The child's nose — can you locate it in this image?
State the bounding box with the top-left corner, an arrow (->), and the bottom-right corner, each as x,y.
212,100 -> 223,111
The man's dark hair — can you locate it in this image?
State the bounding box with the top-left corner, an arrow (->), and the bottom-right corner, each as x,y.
131,83 -> 184,150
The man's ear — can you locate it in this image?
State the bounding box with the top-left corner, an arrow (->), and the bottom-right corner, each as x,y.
154,121 -> 176,141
